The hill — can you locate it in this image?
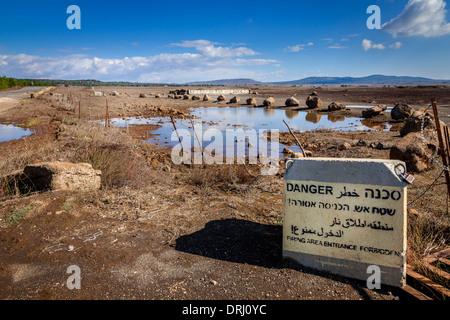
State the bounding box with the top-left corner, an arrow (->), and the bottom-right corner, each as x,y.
272,74 -> 450,85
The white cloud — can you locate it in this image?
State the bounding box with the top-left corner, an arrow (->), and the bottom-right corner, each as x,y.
170,39 -> 258,58
389,41 -> 403,49
382,0 -> 450,37
328,44 -> 348,49
0,41 -> 279,83
284,42 -> 314,52
362,39 -> 386,51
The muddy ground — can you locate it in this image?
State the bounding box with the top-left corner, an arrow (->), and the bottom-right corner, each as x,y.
0,85 -> 449,301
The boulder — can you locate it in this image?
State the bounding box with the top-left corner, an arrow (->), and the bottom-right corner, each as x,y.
282,148 -> 312,158
3,162 -> 102,194
285,97 -> 300,107
263,97 -> 276,107
306,95 -> 322,109
390,132 -> 437,173
217,95 -> 226,102
399,113 -> 437,137
203,95 -> 212,101
139,93 -> 147,98
328,102 -> 346,112
362,105 -> 387,118
246,97 -> 257,106
338,142 -> 351,150
391,104 -> 414,121
183,94 -> 190,100
230,96 -> 240,104
23,162 -> 102,191
110,91 -> 120,96
154,94 -> 161,98
192,95 -> 201,100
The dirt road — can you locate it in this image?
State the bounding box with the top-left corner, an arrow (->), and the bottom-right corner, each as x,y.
0,87 -> 49,114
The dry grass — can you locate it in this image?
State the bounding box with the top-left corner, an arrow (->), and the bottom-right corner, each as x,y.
185,164 -> 254,189
0,118 -> 159,194
60,120 -> 158,189
408,211 -> 450,290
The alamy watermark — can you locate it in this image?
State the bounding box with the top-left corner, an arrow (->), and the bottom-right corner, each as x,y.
366,265 -> 381,289
67,5 -> 81,30
367,5 -> 381,30
66,265 -> 81,290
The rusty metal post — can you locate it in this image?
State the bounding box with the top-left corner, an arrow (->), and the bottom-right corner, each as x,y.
105,99 -> 109,128
431,98 -> 450,197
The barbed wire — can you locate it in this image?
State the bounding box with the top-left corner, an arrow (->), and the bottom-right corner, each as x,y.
408,168 -> 445,206
420,105 -> 450,172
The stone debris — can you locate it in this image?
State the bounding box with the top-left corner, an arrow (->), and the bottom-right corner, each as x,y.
23,162 -> 102,192
391,104 -> 414,121
3,162 -> 102,194
390,132 -> 437,172
246,98 -> 257,106
306,92 -> 322,109
263,97 -> 275,107
229,96 -> 240,104
328,102 -> 346,112
285,97 -> 300,107
362,105 -> 387,118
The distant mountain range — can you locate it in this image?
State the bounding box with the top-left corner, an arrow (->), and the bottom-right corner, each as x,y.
185,75 -> 450,86
16,74 -> 450,87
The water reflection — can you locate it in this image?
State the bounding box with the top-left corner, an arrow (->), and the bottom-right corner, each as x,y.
327,113 -> 345,123
361,119 -> 388,130
285,110 -> 299,120
107,107 -> 393,156
305,112 -> 322,124
263,108 -> 275,117
0,123 -> 34,143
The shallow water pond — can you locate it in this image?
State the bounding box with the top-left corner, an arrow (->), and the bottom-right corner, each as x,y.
109,107 -> 391,159
0,123 -> 34,143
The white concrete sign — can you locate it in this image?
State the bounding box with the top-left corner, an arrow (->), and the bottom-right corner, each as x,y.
187,89 -> 250,95
283,158 -> 407,287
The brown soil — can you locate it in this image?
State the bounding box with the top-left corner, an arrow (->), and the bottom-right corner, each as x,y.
0,85 -> 449,301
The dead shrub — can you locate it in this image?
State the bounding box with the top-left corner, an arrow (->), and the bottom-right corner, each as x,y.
65,122 -> 156,189
186,164 -> 255,189
408,211 -> 450,287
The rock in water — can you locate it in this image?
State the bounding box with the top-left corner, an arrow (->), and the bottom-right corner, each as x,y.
285,97 -> 300,107
306,94 -> 322,109
362,105 -> 387,118
328,102 -> 345,111
263,97 -> 275,107
246,97 -> 257,106
230,96 -> 240,104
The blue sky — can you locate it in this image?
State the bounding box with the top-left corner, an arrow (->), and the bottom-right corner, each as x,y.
1,0 -> 450,83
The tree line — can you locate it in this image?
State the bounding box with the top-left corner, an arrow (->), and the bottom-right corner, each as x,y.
1,75 -> 219,89
0,75 -> 51,90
